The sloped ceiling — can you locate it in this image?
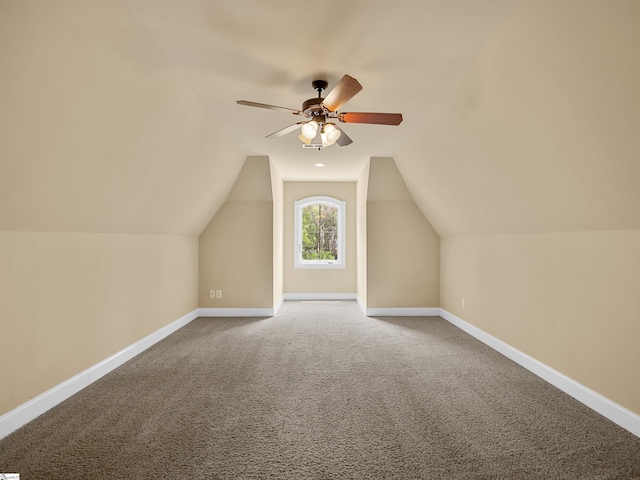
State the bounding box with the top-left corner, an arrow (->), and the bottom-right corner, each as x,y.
0,0 -> 245,235
398,0 -> 640,236
1,0 -> 638,237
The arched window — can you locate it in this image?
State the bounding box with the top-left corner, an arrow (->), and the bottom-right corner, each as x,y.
294,196 -> 346,269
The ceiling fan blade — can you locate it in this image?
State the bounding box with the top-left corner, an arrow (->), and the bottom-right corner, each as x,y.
322,75 -> 363,112
237,100 -> 301,115
334,125 -> 353,146
338,112 -> 403,126
265,122 -> 305,139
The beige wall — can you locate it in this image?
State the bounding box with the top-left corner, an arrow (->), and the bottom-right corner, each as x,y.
283,182 -> 357,294
397,0 -> 640,418
441,231 -> 640,415
199,157 -> 273,308
0,231 -> 198,417
366,158 -> 440,308
270,161 -> 284,306
356,163 -> 370,305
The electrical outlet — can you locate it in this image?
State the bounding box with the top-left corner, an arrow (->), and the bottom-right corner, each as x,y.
215,290 -> 222,299
209,290 -> 215,299
461,298 -> 466,309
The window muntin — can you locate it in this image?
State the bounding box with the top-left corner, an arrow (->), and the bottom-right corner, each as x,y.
294,196 -> 346,269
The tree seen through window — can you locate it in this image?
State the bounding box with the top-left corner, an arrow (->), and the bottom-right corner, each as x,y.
301,203 -> 338,261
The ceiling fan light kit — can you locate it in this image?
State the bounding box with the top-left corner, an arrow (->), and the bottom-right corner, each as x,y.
237,74 -> 403,149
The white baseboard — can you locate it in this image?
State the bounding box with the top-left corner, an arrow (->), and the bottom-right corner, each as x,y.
366,307 -> 440,317
281,295 -> 438,317
279,293 -> 369,314
274,296 -> 285,314
198,307 -> 274,317
0,308 -> 200,441
356,295 -> 366,314
282,292 -> 358,301
5,306 -> 637,441
439,309 -> 640,439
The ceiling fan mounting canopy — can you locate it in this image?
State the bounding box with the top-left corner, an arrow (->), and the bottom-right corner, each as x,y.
236,74 -> 403,148
311,79 -> 328,92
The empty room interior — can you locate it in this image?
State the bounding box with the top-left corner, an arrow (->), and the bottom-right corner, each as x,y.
1,0 -> 640,477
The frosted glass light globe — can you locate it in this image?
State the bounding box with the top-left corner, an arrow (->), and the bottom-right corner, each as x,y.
323,123 -> 341,143
301,121 -> 318,140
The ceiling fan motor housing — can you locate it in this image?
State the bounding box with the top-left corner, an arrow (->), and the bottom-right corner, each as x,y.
302,79 -> 330,119
302,97 -> 326,119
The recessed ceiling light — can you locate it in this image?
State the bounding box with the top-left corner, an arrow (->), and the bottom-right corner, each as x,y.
314,163 -> 325,167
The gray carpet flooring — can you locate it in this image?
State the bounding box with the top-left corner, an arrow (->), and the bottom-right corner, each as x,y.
1,300 -> 639,479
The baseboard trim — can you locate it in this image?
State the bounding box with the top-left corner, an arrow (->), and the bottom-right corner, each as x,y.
282,293 -> 358,301
0,308 -> 200,441
198,307 -> 274,317
366,307 -> 440,317
5,306 -> 637,440
439,309 -> 640,439
281,294 -> 439,317
356,295 -> 366,315
274,296 -> 285,314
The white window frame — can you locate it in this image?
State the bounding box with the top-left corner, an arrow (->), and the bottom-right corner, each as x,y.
294,196 -> 346,269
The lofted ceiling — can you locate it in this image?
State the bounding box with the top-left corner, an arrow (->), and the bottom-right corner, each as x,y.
116,0 -> 519,181
1,0 -> 638,237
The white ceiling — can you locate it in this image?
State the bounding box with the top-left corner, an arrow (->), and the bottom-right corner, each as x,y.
119,0 -> 520,181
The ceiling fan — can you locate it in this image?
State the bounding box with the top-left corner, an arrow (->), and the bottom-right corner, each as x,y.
237,74 -> 403,149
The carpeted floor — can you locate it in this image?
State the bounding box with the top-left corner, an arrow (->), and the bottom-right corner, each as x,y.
1,300 -> 639,479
